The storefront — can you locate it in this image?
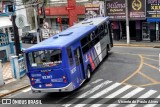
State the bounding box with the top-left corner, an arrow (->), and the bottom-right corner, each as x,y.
105,0 -> 158,42
146,0 -> 160,42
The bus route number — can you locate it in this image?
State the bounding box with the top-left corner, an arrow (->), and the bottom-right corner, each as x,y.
42,75 -> 52,79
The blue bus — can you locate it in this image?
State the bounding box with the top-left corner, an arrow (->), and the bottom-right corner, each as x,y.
24,17 -> 113,93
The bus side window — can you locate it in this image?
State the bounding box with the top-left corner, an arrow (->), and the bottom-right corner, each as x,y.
95,28 -> 99,36
67,47 -> 74,66
81,34 -> 91,54
100,25 -> 105,39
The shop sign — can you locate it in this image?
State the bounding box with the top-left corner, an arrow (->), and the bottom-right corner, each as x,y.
85,3 -> 100,18
105,0 -> 126,19
146,0 -> 160,18
129,0 -> 145,19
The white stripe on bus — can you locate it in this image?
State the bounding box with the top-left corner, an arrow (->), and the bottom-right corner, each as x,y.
94,42 -> 102,62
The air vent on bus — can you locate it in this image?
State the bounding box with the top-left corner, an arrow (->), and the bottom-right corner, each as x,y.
59,32 -> 73,36
82,21 -> 93,24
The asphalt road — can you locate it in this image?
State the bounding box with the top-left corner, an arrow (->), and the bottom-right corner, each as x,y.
2,45 -> 160,107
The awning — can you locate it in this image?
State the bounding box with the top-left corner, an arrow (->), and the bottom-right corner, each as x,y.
0,16 -> 12,28
147,18 -> 160,22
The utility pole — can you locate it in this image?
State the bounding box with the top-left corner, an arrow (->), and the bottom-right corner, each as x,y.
12,14 -> 21,56
34,5 -> 40,43
125,0 -> 130,44
42,0 -> 46,23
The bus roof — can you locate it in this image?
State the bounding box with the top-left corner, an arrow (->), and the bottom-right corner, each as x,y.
73,17 -> 109,27
24,26 -> 96,52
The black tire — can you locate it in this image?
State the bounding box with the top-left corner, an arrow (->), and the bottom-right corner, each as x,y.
86,66 -> 91,81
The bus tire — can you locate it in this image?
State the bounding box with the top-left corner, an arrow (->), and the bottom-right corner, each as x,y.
86,66 -> 91,81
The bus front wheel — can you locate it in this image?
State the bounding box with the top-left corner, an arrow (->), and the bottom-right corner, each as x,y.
86,67 -> 91,81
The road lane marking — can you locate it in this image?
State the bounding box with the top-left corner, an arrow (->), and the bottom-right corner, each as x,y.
62,80 -> 112,107
121,55 -> 143,83
143,57 -> 159,62
107,87 -> 145,107
139,82 -> 160,87
121,87 -> 144,98
77,80 -> 112,98
122,83 -> 139,87
105,85 -> 132,98
113,52 -> 158,57
138,72 -> 158,83
73,83 -> 121,107
90,83 -> 121,98
22,87 -> 31,93
91,79 -> 103,84
144,63 -> 159,71
113,52 -> 139,56
90,85 -> 132,107
143,95 -> 160,107
126,90 -> 157,107
142,54 -> 158,57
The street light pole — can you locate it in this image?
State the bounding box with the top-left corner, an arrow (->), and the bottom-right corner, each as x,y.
125,0 -> 130,44
34,6 -> 40,43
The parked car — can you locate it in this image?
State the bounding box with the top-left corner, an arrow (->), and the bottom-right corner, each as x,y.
21,30 -> 37,44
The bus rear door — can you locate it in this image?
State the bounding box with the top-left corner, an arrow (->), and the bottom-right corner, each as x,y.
73,47 -> 85,84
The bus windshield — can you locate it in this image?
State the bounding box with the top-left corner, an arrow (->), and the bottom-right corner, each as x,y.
27,49 -> 62,68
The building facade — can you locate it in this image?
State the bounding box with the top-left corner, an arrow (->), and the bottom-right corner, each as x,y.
105,0 -> 160,42
38,0 -> 105,34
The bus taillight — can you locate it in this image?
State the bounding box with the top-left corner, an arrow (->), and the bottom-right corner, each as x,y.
31,82 -> 35,85
62,76 -> 67,83
63,79 -> 67,83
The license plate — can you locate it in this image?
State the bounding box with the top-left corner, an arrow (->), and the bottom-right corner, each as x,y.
45,84 -> 52,87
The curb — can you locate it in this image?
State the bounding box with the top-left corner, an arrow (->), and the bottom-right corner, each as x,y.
113,44 -> 160,48
0,84 -> 30,98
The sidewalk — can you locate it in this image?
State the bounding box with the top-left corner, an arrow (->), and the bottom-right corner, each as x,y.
113,40 -> 160,48
0,61 -> 30,98
0,75 -> 30,98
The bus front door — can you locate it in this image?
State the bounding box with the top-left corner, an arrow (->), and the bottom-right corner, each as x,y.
74,47 -> 84,84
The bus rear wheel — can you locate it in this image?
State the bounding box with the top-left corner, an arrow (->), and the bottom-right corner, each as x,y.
86,67 -> 91,81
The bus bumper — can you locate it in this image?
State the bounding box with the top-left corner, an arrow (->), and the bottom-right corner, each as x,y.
31,82 -> 74,93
